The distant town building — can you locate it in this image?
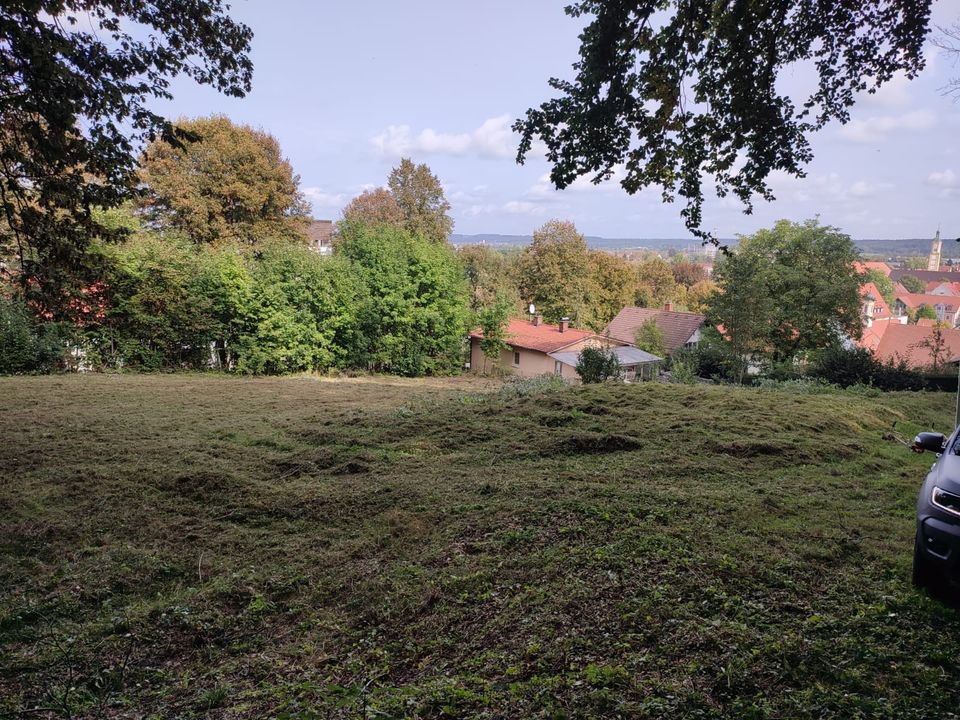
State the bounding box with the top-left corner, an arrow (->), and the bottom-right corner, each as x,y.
927,230 -> 942,272
306,219 -> 333,255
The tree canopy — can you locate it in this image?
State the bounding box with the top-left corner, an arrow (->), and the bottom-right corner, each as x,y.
0,1 -> 253,313
515,1 -> 932,242
387,159 -> 454,244
709,219 -> 862,375
138,116 -> 309,245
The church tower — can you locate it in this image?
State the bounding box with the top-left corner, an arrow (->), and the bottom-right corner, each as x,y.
927,229 -> 942,272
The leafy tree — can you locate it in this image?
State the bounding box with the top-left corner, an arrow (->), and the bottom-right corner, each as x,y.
915,303 -> 939,322
709,219 -> 862,376
671,261 -> 708,288
516,220 -> 595,326
685,280 -> 717,314
636,257 -> 676,307
139,116 -> 309,245
515,1 -> 931,241
0,1 -> 253,314
809,345 -> 924,390
94,234 -> 215,369
0,295 -> 63,373
576,345 -> 622,384
192,245 -> 256,370
911,326 -> 949,372
634,318 -> 666,357
867,269 -> 896,306
387,159 -> 454,244
234,245 -> 364,375
902,256 -> 929,270
340,187 -> 403,228
477,292 -> 512,374
587,250 -> 639,330
336,221 -> 469,376
900,274 -> 926,294
458,244 -> 522,313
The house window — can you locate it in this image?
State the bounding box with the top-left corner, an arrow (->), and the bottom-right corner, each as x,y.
513,350 -> 521,367
554,360 -> 562,376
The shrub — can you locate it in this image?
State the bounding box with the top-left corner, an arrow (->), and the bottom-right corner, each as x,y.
0,296 -> 65,373
576,346 -> 623,384
809,345 -> 925,391
669,357 -> 697,384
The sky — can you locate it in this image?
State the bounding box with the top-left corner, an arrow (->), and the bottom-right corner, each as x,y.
150,1 -> 960,241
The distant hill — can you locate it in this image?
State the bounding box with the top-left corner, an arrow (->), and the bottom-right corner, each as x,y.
856,238 -> 960,259
453,233 -> 956,259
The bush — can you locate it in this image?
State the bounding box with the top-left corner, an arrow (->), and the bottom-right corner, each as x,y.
576,346 -> 623,384
0,296 -> 65,373
497,375 -> 569,399
669,357 -> 697,384
809,345 -> 925,391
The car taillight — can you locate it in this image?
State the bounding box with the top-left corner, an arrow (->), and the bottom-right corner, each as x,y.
932,486 -> 960,518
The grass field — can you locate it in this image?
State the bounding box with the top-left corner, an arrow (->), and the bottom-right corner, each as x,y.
2,374 -> 960,718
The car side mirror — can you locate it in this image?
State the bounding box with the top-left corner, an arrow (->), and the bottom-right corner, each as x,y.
912,432 -> 947,454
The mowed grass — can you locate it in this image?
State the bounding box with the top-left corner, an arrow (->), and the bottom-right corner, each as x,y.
2,375 -> 960,719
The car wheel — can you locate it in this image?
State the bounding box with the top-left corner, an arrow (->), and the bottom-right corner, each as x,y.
913,529 -> 935,589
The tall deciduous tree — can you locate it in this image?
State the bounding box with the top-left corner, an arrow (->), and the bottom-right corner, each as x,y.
458,244 -> 522,313
516,220 -> 595,326
636,257 -> 677,308
710,219 -> 863,376
387,159 -> 454,244
588,250 -> 639,330
515,1 -> 932,241
477,292 -> 512,374
139,116 -> 309,245
634,318 -> 665,357
340,187 -> 403,228
0,1 -> 253,315
336,221 -> 468,376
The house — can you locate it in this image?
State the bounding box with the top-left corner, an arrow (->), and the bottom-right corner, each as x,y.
893,293 -> 960,326
867,322 -> 960,369
604,304 -> 706,356
854,261 -> 892,277
468,316 -> 660,381
926,281 -> 960,296
890,268 -> 960,285
306,219 -> 334,255
860,283 -> 893,323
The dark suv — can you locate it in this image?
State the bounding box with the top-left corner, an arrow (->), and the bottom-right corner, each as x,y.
913,429 -> 960,589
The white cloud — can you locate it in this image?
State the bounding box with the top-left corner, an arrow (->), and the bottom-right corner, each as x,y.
302,187 -> 346,209
503,200 -> 545,215
859,72 -> 913,108
927,168 -> 960,198
526,166 -> 633,200
838,109 -> 936,143
464,200 -> 547,217
371,115 -> 516,159
927,169 -> 959,187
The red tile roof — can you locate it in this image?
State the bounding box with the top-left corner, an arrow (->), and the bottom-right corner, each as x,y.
860,318 -> 896,352
604,306 -> 705,353
926,281 -> 960,295
895,293 -> 960,311
861,282 -> 892,318
854,261 -> 892,276
873,323 -> 960,368
470,318 -> 596,353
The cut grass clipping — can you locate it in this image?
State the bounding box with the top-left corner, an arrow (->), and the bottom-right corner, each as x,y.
1,374 -> 959,718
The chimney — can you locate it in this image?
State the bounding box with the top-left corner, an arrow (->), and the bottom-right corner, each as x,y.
531,314 -> 543,326
559,317 -> 569,333
664,302 -> 674,312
